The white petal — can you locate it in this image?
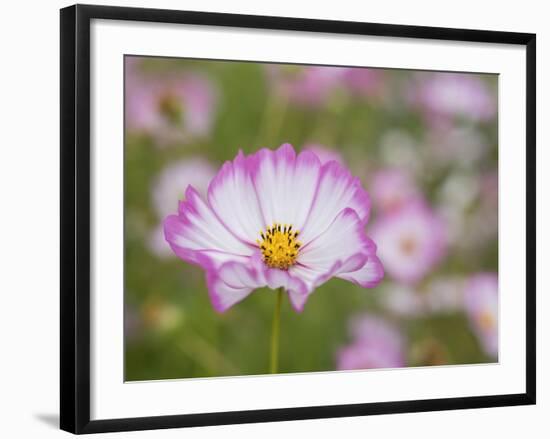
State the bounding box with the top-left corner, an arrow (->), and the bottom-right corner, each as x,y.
164,186 -> 252,266
207,151 -> 265,245
298,208 -> 371,272
205,258 -> 263,312
251,144 -> 321,230
337,254 -> 384,288
299,161 -> 370,245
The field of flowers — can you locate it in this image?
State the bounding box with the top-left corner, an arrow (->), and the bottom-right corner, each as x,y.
124,56 -> 498,381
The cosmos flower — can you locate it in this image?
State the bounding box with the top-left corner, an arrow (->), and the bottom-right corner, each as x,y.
265,65 -> 345,107
371,169 -> 422,214
337,315 -> 405,370
125,57 -> 217,145
148,158 -> 217,258
464,273 -> 498,358
164,143 -> 384,312
370,201 -> 447,284
410,72 -> 496,123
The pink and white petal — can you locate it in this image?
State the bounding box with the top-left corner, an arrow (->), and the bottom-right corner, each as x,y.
203,257 -> 264,312
286,263 -> 333,311
299,161 -> 371,245
287,288 -> 311,313
166,185 -> 252,258
264,268 -> 308,296
298,208 -> 373,273
165,216 -> 249,269
337,254 -> 384,288
218,260 -> 263,290
288,253 -> 370,311
286,209 -> 383,306
250,144 -> 321,230
251,259 -> 309,312
275,272 -> 310,313
290,253 -> 366,290
206,275 -> 254,313
207,151 -> 265,244
203,255 -> 311,313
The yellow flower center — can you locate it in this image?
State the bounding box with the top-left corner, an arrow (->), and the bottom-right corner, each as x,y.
257,223 -> 302,270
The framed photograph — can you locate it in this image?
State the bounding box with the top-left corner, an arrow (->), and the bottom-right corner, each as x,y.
60,4 -> 536,434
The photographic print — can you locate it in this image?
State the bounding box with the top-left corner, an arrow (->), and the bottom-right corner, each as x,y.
123,55 -> 499,381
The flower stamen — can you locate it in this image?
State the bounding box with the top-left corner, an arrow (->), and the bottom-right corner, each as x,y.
257,223 -> 301,270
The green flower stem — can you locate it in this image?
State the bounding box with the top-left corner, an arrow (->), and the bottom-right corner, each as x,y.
269,288 -> 284,374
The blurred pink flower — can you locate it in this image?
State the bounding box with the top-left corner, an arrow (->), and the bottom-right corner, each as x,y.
410,73 -> 496,123
125,57 -> 218,145
164,144 -> 383,312
370,201 -> 447,284
342,67 -> 384,97
464,273 -> 498,358
265,65 -> 345,106
371,169 -> 422,214
149,158 -> 217,258
337,315 -> 405,370
302,143 -> 344,165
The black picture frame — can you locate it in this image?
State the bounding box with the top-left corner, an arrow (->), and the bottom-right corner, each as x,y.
60,4 -> 536,434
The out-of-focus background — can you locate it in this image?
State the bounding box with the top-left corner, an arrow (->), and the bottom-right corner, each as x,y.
124,56 -> 498,381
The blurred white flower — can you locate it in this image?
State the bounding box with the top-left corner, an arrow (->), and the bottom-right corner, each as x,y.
378,130 -> 422,176
148,158 -> 217,258
381,283 -> 424,318
427,125 -> 490,170
424,276 -> 465,313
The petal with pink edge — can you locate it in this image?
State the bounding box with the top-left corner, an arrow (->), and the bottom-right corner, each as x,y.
203,257 -> 261,312
164,185 -> 252,268
207,151 -> 265,245
288,253 -> 369,311
298,208 -> 373,273
250,144 -> 321,231
206,275 -> 254,313
285,208 -> 382,309
299,161 -> 371,245
337,254 -> 384,288
202,253 -> 309,313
